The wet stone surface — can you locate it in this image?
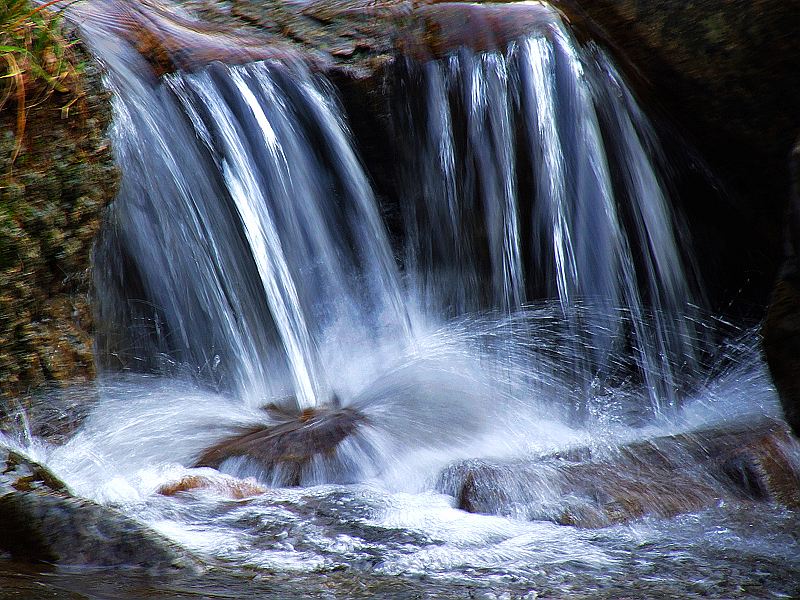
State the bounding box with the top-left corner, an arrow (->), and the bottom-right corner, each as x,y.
0,447 -> 197,570
437,418 -> 800,528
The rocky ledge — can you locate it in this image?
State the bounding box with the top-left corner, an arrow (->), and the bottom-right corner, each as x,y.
437,418 -> 800,528
0,446 -> 197,570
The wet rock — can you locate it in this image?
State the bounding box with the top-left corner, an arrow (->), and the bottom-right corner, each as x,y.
0,492 -> 197,569
397,1 -> 558,58
0,448 -> 69,496
764,275 -> 800,438
764,140 -> 800,438
76,0 -> 319,78
0,447 -> 197,569
194,404 -> 367,486
158,472 -> 267,498
438,418 -> 800,528
0,11 -> 118,401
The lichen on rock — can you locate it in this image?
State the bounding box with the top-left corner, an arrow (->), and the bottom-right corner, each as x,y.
0,3 -> 118,403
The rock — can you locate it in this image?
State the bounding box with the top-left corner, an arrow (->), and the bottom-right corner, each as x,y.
0,447 -> 197,570
74,0 -> 320,78
437,418 -> 800,528
0,448 -> 70,496
0,492 -> 197,570
194,404 -> 367,486
0,7 -> 118,401
764,140 -> 800,438
157,473 -> 267,498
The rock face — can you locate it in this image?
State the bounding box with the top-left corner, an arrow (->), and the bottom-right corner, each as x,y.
0,15 -> 118,402
437,419 -> 800,528
0,447 -> 196,569
764,140 -> 800,438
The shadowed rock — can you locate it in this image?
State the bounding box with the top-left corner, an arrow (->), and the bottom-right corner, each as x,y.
437,418 -> 800,528
194,404 -> 367,486
764,140 -> 800,438
1,447 -> 197,569
0,492 -> 197,569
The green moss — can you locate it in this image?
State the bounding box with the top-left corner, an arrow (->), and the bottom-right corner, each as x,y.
0,3 -> 118,401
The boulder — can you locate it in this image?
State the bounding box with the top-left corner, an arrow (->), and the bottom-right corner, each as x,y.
0,447 -> 197,569
194,404 -> 367,486
437,418 -> 800,528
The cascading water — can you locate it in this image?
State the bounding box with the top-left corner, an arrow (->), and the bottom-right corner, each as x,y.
3,2 -> 798,597
393,17 -> 699,415
51,0 -> 777,499
94,55 -> 412,411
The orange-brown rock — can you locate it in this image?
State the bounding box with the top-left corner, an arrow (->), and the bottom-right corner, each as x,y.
157,473 -> 267,499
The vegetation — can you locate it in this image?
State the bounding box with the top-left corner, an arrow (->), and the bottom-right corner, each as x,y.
1,0 -> 81,163
0,0 -> 117,401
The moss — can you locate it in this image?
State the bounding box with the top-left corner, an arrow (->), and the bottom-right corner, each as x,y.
0,4 -> 118,402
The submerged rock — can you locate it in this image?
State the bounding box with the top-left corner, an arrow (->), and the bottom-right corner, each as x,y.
437,418 -> 800,528
0,447 -> 197,570
194,404 -> 368,486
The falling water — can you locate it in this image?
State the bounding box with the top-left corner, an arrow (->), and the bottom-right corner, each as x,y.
88,4 -> 703,422
91,41 -> 411,411
393,16 -> 699,414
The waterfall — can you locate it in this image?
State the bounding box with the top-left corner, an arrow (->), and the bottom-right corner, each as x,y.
7,4 -> 796,593
85,2 -> 702,425
93,48 -> 411,410
392,16 -> 700,414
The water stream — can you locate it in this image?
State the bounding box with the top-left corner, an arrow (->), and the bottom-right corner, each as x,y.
2,2 -> 799,597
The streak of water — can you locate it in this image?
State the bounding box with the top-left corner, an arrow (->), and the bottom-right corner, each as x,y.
393,17 -> 700,415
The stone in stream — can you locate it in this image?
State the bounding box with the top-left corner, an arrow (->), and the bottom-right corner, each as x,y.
437,418 -> 800,528
0,447 -> 197,570
193,403 -> 368,486
157,472 -> 267,499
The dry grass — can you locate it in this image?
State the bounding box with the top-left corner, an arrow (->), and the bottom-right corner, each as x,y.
1,0 -> 82,163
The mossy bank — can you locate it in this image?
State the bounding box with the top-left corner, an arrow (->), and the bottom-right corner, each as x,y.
0,6 -> 117,403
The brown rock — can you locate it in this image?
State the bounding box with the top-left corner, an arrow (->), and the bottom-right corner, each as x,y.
438,418 -> 800,528
194,405 -> 366,486
157,473 -> 267,498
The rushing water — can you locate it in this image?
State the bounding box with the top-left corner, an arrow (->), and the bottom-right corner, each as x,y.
2,2 -> 799,598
